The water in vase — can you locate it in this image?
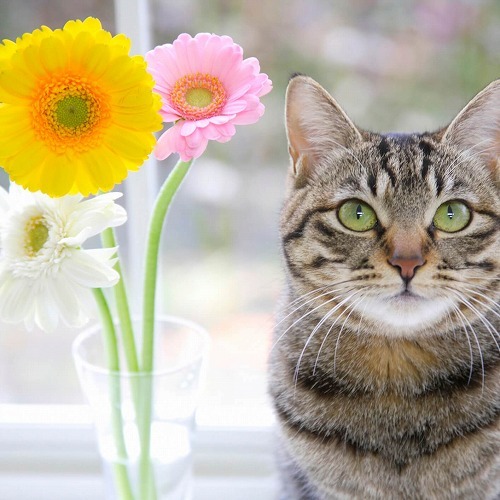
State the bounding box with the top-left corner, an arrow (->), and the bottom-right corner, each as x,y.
100,421 -> 193,500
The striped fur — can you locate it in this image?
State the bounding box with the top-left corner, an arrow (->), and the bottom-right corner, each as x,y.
270,76 -> 500,499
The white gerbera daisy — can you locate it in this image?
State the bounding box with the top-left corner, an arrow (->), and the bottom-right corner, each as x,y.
0,184 -> 127,332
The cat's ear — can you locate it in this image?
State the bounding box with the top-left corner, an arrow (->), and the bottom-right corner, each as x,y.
441,79 -> 499,177
285,75 -> 363,188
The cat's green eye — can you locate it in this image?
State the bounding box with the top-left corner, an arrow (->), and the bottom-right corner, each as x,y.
433,201 -> 471,233
338,200 -> 378,232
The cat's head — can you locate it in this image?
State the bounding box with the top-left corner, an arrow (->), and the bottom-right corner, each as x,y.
282,75 -> 499,337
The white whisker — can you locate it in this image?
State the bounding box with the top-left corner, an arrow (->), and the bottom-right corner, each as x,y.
272,287 -> 357,354
449,300 -> 485,392
446,287 -> 500,350
293,289 -> 363,388
332,295 -> 366,376
312,293 -> 366,376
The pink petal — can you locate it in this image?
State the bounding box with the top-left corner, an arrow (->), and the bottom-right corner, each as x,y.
160,109 -> 181,122
185,128 -> 203,147
228,83 -> 251,101
171,35 -> 195,75
196,119 -> 210,128
240,94 -> 261,112
154,125 -> 181,160
230,104 -> 265,125
186,37 -> 205,74
217,123 -> 236,138
198,34 -> 230,74
178,146 -> 193,162
201,123 -> 223,141
209,115 -> 235,125
192,33 -> 212,45
181,121 -> 198,136
211,46 -> 244,82
223,70 -> 257,95
256,76 -> 273,97
244,72 -> 273,97
146,45 -> 184,85
223,99 -> 248,114
187,138 -> 209,159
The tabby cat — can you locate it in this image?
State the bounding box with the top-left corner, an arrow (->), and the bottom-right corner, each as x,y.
270,75 -> 500,499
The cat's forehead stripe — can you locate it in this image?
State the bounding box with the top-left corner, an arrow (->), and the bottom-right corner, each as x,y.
418,138 -> 434,179
377,137 -> 397,187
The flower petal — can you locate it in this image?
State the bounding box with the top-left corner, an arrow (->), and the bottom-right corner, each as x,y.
0,275 -> 33,323
180,121 -> 198,137
64,192 -> 127,242
154,124 -> 182,160
50,276 -> 88,327
61,249 -> 119,288
34,284 -> 61,333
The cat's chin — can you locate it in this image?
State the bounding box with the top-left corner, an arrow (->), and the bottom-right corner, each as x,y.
360,293 -> 453,336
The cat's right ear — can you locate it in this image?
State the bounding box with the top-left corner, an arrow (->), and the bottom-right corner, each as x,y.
441,79 -> 499,180
285,75 -> 363,188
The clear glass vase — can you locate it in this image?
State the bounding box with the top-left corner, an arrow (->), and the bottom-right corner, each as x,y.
72,316 -> 209,500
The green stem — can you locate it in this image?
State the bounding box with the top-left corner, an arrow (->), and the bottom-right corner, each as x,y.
101,227 -> 139,374
138,377 -> 155,500
138,159 -> 192,499
141,159 -> 193,371
92,288 -> 134,500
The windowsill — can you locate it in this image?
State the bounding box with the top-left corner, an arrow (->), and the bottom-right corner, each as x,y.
0,405 -> 279,499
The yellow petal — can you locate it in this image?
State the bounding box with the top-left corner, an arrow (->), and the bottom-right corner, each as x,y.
39,36 -> 68,73
100,56 -> 147,91
19,44 -> 49,79
110,33 -> 131,54
69,156 -> 97,196
104,126 -> 153,162
0,66 -> 35,101
80,43 -> 110,79
81,149 -> 116,192
68,30 -> 97,70
3,140 -> 50,178
38,153 -> 76,197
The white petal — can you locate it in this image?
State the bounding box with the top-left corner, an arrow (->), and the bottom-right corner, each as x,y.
50,276 -> 88,327
59,227 -> 94,247
0,275 -> 33,323
61,250 -> 119,288
85,247 -> 118,262
78,287 -> 97,319
66,193 -> 127,241
34,285 -> 61,333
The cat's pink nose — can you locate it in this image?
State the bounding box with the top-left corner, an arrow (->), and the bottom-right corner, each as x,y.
388,254 -> 425,280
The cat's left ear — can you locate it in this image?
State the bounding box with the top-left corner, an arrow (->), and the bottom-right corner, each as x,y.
285,75 -> 364,188
441,79 -> 499,177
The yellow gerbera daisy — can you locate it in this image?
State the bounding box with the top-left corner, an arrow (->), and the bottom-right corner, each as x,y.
0,17 -> 162,197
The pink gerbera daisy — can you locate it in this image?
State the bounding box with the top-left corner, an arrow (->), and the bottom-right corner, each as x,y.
145,33 -> 272,161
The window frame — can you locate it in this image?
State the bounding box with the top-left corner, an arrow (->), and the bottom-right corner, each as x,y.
0,404 -> 278,499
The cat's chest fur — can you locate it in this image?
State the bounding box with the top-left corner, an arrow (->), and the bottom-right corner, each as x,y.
270,75 -> 500,500
271,307 -> 500,499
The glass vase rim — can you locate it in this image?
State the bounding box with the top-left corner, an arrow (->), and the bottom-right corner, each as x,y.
72,314 -> 209,378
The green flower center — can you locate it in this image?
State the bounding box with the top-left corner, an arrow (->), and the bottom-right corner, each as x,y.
55,95 -> 89,129
25,216 -> 49,256
170,73 -> 227,120
185,88 -> 213,108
